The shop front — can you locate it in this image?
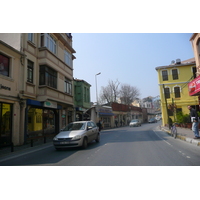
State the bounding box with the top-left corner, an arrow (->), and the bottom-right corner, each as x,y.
98,106 -> 115,128
25,99 -> 61,143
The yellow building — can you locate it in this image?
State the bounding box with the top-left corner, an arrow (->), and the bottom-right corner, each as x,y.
155,58 -> 199,126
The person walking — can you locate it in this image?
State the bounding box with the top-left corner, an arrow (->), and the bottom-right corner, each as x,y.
188,105 -> 199,139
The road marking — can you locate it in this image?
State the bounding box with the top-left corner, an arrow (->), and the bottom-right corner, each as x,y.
153,130 -> 172,146
0,144 -> 52,162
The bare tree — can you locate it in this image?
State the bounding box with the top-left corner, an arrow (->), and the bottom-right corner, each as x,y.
119,84 -> 140,105
99,79 -> 120,104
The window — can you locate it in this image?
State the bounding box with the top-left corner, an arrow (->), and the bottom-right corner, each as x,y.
192,67 -> 197,79
64,77 -> 72,95
28,33 -> 34,43
174,86 -> 181,98
0,53 -> 9,77
27,60 -> 34,83
64,50 -> 72,68
39,65 -> 57,89
162,70 -> 168,81
172,69 -> 178,80
164,87 -> 170,99
66,33 -> 72,38
40,33 -> 56,54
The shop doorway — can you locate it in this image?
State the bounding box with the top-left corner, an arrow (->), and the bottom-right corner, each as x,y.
0,103 -> 12,146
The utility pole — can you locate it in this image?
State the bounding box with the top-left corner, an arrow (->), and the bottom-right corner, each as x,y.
163,84 -> 170,129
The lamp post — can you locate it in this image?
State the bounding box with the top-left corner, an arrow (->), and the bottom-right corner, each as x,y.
95,72 -> 101,104
95,72 -> 101,121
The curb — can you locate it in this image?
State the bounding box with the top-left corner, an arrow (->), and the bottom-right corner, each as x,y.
161,127 -> 200,146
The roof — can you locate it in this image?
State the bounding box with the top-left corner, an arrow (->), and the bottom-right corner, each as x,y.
155,58 -> 196,70
73,78 -> 91,86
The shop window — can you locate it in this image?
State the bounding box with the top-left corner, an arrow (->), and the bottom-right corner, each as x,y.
0,103 -> 12,146
172,69 -> 178,80
0,53 -> 9,77
27,60 -> 34,83
164,87 -> 170,99
39,65 -> 57,89
162,70 -> 168,81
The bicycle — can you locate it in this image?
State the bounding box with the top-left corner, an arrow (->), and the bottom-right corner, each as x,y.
170,123 -> 177,138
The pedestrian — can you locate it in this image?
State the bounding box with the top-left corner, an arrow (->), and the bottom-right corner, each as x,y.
115,119 -> 118,127
98,118 -> 103,132
188,105 -> 199,139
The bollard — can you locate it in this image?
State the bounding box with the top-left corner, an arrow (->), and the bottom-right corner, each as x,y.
44,136 -> 46,143
11,142 -> 14,152
31,139 -> 33,147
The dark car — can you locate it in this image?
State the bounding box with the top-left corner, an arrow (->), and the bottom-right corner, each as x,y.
148,118 -> 157,123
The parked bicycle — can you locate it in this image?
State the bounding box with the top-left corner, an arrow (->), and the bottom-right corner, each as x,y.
170,123 -> 177,138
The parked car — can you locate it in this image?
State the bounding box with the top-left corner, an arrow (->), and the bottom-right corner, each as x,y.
53,121 -> 100,150
129,119 -> 141,127
148,118 -> 157,123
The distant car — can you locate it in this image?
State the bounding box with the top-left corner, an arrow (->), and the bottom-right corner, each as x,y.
148,118 -> 157,123
53,121 -> 100,150
129,119 -> 141,127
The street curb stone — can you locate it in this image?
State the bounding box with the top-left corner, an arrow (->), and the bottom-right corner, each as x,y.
161,126 -> 200,147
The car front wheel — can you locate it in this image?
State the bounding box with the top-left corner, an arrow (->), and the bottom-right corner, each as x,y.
95,133 -> 100,143
82,137 -> 88,149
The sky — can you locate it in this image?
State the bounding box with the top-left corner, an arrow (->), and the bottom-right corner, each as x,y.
72,33 -> 194,102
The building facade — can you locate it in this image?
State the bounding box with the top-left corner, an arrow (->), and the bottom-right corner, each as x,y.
74,78 -> 91,121
0,33 -> 76,146
0,40 -> 25,147
156,58 -> 199,126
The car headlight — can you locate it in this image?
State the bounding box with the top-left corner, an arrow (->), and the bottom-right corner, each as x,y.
72,135 -> 82,140
53,136 -> 58,141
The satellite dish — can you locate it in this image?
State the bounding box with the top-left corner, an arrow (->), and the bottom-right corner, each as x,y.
171,60 -> 175,65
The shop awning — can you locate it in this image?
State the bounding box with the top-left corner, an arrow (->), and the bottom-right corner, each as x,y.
99,112 -> 115,116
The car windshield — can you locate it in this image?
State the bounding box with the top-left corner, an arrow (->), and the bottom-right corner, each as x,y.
131,120 -> 138,122
63,122 -> 86,131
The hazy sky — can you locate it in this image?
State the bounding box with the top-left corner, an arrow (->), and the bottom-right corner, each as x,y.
72,33 -> 194,102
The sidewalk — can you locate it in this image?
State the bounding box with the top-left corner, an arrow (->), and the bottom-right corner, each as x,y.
161,125 -> 200,146
0,137 -> 53,159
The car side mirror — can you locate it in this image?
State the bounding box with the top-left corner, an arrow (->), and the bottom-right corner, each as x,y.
87,126 -> 92,130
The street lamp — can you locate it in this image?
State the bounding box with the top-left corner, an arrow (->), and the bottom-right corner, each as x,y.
95,72 -> 101,104
95,72 -> 101,122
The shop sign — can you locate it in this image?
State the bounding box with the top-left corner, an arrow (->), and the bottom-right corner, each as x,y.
188,76 -> 200,96
0,84 -> 11,91
44,101 -> 57,108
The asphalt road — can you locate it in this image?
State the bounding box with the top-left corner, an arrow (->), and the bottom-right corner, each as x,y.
1,121 -> 200,166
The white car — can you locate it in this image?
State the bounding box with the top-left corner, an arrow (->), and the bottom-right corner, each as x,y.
129,119 -> 141,127
53,121 -> 100,150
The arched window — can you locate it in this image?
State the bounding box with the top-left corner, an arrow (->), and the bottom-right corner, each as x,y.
171,68 -> 179,80
164,87 -> 170,99
174,86 -> 181,98
161,70 -> 168,81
